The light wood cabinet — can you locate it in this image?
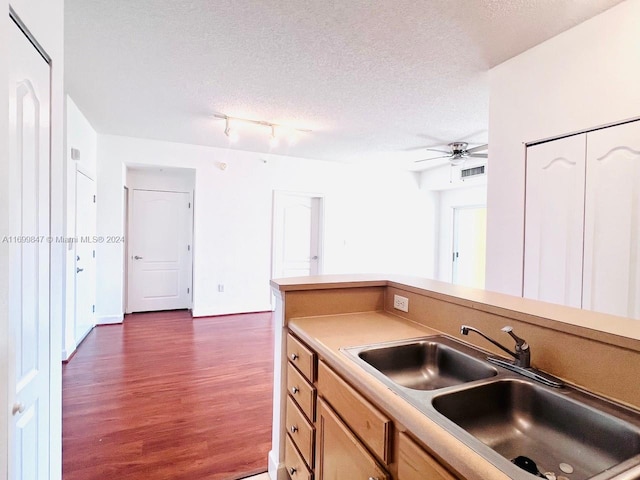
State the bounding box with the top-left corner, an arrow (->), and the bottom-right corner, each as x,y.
397,432 -> 457,480
316,398 -> 389,480
317,360 -> 391,464
524,119 -> 640,319
285,331 -> 458,480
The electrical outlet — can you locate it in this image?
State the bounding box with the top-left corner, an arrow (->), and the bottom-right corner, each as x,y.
393,294 -> 409,312
217,284 -> 224,293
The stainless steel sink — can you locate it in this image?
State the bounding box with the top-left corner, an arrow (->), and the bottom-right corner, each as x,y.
354,337 -> 497,390
341,334 -> 640,479
432,379 -> 640,480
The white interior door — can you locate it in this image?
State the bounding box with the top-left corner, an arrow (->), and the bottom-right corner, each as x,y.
272,193 -> 322,279
523,134 -> 586,308
584,121 -> 640,319
75,171 -> 96,343
8,19 -> 51,480
128,189 -> 192,313
452,206 -> 486,289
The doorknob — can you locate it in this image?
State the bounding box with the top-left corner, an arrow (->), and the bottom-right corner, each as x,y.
76,267 -> 84,273
134,255 -> 143,260
12,402 -> 25,416
311,255 -> 318,260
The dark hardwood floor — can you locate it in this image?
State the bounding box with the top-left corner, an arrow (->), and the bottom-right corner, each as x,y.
62,310 -> 274,480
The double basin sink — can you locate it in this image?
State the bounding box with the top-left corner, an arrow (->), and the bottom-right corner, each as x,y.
341,335 -> 640,480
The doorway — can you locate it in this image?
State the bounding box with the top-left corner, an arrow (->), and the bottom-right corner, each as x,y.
74,170 -> 97,344
127,188 -> 193,313
271,192 -> 324,279
452,206 -> 487,288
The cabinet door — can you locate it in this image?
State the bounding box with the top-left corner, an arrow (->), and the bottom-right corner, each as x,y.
584,121 -> 640,319
524,134 -> 586,307
316,399 -> 389,480
397,432 -> 457,480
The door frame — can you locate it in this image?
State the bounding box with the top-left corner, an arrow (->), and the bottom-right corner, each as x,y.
7,9 -> 53,479
125,188 -> 194,313
451,204 -> 487,286
271,190 -> 325,281
74,167 -> 97,345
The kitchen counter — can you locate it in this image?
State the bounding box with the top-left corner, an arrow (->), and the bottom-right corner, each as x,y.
268,275 -> 640,480
288,310 -> 511,480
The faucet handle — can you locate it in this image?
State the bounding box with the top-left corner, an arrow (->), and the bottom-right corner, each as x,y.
501,326 -> 529,351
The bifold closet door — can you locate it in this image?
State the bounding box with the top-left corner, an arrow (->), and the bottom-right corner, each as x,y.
583,121 -> 640,319
524,134 -> 586,308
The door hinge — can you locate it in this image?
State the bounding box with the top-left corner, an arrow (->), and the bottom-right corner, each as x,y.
187,245 -> 190,251
93,250 -> 95,258
187,287 -> 190,294
93,194 -> 96,203
92,305 -> 95,313
188,202 -> 191,208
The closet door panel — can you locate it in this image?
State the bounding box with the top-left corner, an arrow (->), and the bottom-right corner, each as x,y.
584,121 -> 640,319
524,134 -> 586,308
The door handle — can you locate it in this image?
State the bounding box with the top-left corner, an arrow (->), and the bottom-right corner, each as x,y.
311,255 -> 318,260
76,267 -> 84,273
134,255 -> 143,260
12,402 -> 25,416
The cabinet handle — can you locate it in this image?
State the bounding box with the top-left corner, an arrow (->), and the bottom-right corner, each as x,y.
289,467 -> 297,475
290,425 -> 298,434
291,353 -> 299,361
291,386 -> 299,394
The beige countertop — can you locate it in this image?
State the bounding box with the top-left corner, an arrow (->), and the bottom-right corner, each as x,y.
288,310 -> 512,480
273,274 -> 640,346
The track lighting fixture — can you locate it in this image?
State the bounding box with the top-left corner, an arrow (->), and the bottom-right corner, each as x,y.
214,113 -> 311,146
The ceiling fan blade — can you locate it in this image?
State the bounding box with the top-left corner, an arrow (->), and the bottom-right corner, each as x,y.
425,148 -> 452,154
466,144 -> 488,154
468,153 -> 488,158
415,155 -> 452,163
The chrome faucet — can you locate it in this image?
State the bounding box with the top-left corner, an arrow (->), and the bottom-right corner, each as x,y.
461,325 -> 530,368
460,324 -> 563,388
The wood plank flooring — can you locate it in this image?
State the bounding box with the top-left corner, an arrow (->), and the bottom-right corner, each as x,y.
62,310 -> 274,480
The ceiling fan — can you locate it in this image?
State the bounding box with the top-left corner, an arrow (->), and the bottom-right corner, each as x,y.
415,142 -> 488,166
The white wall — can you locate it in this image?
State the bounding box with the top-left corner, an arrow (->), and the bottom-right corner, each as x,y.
1,1 -> 65,479
486,0 -> 640,296
63,96 -> 98,358
97,135 -> 437,318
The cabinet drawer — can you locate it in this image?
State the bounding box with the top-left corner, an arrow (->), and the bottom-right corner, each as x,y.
316,399 -> 389,480
317,361 -> 391,464
398,432 -> 457,480
287,363 -> 316,421
287,333 -> 316,382
285,434 -> 313,480
286,395 -> 315,468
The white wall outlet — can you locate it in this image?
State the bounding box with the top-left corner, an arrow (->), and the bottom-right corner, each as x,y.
393,294 -> 409,312
217,284 -> 224,292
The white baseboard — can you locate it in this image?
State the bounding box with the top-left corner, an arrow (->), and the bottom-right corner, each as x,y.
61,348 -> 75,362
97,314 -> 123,325
268,450 -> 285,480
192,304 -> 273,318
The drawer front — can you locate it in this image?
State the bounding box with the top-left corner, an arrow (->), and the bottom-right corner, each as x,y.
287,363 -> 316,421
398,432 -> 457,480
287,333 -> 316,382
286,395 -> 315,468
317,361 -> 391,464
316,399 -> 389,480
285,435 -> 313,480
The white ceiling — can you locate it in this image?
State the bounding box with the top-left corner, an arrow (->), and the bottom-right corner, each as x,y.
65,0 -> 624,169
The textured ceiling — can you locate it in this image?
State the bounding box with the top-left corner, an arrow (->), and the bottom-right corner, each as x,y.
65,0 -> 624,169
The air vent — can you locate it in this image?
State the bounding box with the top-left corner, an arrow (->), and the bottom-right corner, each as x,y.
460,165 -> 486,179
